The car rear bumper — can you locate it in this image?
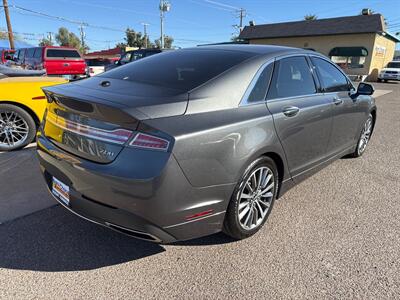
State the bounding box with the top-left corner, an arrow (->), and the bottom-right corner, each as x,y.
37,133 -> 234,243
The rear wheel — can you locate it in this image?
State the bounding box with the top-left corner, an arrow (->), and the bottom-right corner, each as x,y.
0,104 -> 36,151
223,157 -> 278,240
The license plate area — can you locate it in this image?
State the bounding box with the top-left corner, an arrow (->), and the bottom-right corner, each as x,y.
52,177 -> 70,206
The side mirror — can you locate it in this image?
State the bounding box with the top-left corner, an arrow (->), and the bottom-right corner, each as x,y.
350,82 -> 374,99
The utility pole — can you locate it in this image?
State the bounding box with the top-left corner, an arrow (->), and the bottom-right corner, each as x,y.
2,0 -> 15,49
141,22 -> 149,48
238,8 -> 246,32
159,0 -> 171,49
47,32 -> 53,44
79,24 -> 86,51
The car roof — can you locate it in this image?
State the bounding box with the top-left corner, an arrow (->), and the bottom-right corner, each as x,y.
189,44 -> 304,55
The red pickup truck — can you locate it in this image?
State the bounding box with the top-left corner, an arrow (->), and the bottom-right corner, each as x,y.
12,46 -> 87,77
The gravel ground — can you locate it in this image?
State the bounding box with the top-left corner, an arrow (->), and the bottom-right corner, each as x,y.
0,82 -> 399,299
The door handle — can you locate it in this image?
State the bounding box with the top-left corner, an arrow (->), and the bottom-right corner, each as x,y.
333,97 -> 343,105
282,106 -> 300,117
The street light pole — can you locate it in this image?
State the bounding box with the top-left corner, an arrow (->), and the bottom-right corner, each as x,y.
141,22 -> 149,48
159,0 -> 170,49
2,0 -> 15,49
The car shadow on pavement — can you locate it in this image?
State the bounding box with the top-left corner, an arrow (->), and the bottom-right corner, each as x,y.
0,205 -> 165,272
172,232 -> 236,246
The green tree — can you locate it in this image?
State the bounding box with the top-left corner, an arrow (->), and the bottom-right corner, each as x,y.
154,35 -> 174,49
39,37 -> 54,46
55,27 -> 81,48
0,30 -> 7,39
125,28 -> 146,48
304,14 -> 317,20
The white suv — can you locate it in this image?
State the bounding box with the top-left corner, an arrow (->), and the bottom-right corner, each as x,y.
378,61 -> 400,82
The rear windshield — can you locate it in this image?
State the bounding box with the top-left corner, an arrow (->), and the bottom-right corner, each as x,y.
100,49 -> 254,91
46,49 -> 81,58
387,62 -> 400,69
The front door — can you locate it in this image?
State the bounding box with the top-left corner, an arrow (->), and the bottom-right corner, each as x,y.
266,56 -> 333,180
310,56 -> 364,155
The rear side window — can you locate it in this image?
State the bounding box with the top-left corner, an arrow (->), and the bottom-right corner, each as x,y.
34,48 -> 43,58
311,57 -> 350,92
267,56 -> 316,99
102,49 -> 254,91
247,63 -> 274,103
26,48 -> 35,58
46,49 -> 81,58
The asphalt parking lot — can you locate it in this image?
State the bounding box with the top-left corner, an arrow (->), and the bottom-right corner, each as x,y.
0,82 -> 399,299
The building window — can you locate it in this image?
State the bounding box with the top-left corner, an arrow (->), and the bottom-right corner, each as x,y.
329,47 -> 368,70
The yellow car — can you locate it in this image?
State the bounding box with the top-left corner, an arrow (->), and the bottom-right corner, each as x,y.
0,67 -> 67,151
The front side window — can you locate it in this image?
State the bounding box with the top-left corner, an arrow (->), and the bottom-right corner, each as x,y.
246,63 -> 274,103
267,56 -> 316,99
311,57 -> 350,92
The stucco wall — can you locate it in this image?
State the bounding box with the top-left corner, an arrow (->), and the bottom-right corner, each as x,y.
249,33 -> 396,81
369,33 -> 396,80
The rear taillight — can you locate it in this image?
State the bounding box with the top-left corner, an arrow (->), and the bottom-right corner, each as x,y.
46,111 -> 133,145
129,133 -> 169,151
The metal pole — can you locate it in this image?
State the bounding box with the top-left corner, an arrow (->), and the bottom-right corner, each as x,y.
79,24 -> 85,50
239,8 -> 245,32
160,0 -> 164,49
142,23 -> 149,48
2,0 -> 15,49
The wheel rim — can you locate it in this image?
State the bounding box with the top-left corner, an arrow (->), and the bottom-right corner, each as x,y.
358,116 -> 373,155
238,166 -> 275,230
0,110 -> 29,149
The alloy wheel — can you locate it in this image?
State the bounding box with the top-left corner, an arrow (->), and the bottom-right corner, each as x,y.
0,111 -> 29,149
238,166 -> 275,230
358,116 -> 373,155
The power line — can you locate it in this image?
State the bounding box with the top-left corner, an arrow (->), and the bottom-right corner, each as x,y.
201,0 -> 239,11
10,5 -> 125,33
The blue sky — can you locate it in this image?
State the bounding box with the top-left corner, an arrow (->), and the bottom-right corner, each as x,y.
1,0 -> 400,51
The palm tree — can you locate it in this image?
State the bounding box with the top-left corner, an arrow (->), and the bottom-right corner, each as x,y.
304,14 -> 317,21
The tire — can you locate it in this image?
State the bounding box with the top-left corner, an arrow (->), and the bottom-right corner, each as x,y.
377,78 -> 382,83
0,104 -> 37,151
349,113 -> 373,158
223,156 -> 278,240
383,79 -> 388,83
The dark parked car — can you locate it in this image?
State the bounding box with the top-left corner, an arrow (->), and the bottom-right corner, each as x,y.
105,48 -> 163,71
37,45 -> 376,243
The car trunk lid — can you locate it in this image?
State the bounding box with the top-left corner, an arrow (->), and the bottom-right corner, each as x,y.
42,77 -> 188,163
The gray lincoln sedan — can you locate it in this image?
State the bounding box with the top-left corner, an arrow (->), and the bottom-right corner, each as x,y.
37,45 -> 376,243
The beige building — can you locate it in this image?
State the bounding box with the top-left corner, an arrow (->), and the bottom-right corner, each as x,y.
239,14 -> 399,81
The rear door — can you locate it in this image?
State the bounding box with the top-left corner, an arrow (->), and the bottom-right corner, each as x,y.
310,56 -> 364,155
266,55 -> 333,180
44,48 -> 86,75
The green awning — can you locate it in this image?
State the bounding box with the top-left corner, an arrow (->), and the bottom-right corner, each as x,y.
329,47 -> 368,57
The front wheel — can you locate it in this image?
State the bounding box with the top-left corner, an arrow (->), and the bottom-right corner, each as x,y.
0,104 -> 36,151
350,114 -> 373,158
223,157 -> 278,240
